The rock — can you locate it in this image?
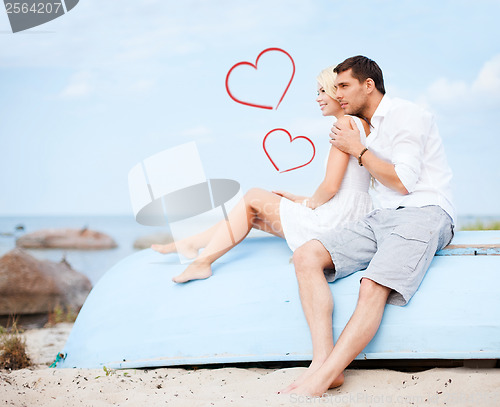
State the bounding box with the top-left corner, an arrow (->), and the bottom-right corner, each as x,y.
0,249 -> 92,315
133,232 -> 173,249
16,228 -> 117,249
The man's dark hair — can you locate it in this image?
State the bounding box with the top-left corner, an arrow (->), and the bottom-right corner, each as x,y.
334,56 -> 386,95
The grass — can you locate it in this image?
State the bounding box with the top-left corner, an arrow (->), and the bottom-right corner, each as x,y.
0,318 -> 32,370
94,366 -> 131,379
460,220 -> 500,231
46,305 -> 79,326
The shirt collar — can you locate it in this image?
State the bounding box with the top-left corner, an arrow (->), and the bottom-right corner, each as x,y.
364,95 -> 391,146
371,95 -> 392,121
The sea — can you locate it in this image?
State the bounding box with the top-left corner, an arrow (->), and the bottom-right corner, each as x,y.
0,215 -> 167,286
0,214 -> 499,286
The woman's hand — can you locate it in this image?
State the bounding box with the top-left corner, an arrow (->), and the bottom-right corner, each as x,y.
272,190 -> 308,204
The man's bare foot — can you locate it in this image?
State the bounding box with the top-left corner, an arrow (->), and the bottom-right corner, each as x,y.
279,362 -> 320,394
151,241 -> 198,259
280,362 -> 344,394
281,373 -> 344,394
287,371 -> 339,398
172,262 -> 212,283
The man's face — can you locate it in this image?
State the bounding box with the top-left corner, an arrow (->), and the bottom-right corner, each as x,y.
334,69 -> 368,116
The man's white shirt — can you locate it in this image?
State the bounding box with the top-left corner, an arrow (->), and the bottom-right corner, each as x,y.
364,96 -> 455,223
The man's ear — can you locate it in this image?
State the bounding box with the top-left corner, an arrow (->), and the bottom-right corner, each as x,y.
365,78 -> 375,94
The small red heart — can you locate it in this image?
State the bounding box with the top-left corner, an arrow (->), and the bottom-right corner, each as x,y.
225,48 -> 295,110
262,128 -> 316,173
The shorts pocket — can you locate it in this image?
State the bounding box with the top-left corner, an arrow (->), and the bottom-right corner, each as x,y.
390,224 -> 433,273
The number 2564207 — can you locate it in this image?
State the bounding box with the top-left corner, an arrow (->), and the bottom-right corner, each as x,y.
5,2 -> 63,14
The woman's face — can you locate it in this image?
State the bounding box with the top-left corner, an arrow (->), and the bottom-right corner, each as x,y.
316,84 -> 342,117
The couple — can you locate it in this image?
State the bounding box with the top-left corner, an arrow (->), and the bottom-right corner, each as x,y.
153,55 -> 455,397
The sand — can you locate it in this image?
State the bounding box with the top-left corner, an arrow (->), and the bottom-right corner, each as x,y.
1,323 -> 499,406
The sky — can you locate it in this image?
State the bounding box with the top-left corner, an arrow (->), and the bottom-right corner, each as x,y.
0,0 -> 499,217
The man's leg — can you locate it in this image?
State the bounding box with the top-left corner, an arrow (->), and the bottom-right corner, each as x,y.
281,240 -> 344,393
288,277 -> 391,396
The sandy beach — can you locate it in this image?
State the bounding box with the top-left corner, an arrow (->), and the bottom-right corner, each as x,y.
0,323 -> 498,406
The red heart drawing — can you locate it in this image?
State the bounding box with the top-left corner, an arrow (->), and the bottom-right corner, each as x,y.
225,48 -> 295,110
262,128 -> 316,173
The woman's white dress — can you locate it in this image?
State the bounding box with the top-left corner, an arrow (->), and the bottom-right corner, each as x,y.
279,116 -> 373,252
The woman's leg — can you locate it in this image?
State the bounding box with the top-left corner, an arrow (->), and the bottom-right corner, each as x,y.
151,221 -> 222,259
151,192 -> 283,258
172,188 -> 284,283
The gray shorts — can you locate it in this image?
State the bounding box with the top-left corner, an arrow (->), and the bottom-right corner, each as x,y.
317,206 -> 454,306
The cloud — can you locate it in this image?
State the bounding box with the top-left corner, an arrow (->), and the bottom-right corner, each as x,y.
57,71 -> 94,99
290,116 -> 333,139
129,79 -> 155,94
181,125 -> 212,138
0,0 -> 317,69
55,69 -> 157,101
420,54 -> 500,110
475,54 -> 500,94
181,125 -> 214,144
0,0 -> 317,103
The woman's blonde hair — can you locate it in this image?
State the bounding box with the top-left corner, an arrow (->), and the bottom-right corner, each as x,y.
316,66 -> 337,99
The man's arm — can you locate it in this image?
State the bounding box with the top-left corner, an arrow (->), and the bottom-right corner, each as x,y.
330,117 -> 409,195
352,148 -> 408,195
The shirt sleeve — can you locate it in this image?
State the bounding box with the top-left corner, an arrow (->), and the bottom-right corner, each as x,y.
389,106 -> 432,193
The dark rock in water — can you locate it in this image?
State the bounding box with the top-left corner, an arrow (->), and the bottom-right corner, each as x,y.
133,232 -> 173,249
0,249 -> 92,316
16,228 -> 117,249
15,224 -> 25,231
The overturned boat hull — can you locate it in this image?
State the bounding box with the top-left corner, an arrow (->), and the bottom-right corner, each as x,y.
57,231 -> 500,369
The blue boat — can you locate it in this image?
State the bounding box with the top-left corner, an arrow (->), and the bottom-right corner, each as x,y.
56,231 -> 500,369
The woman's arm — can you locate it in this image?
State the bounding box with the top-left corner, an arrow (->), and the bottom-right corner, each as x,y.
307,141 -> 349,209
273,117 -> 352,208
283,117 -> 351,209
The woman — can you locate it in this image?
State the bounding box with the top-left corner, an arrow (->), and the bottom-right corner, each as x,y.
152,67 -> 372,283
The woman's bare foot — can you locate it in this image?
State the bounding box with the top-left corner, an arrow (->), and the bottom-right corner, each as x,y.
151,241 -> 198,259
151,242 -> 174,254
172,261 -> 213,283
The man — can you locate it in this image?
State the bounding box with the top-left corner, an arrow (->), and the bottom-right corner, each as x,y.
282,56 -> 455,397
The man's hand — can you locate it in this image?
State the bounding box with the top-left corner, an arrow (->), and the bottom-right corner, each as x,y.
330,117 -> 365,157
330,117 -> 409,195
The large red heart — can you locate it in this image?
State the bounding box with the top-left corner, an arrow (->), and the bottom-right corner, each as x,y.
262,128 -> 316,173
225,48 -> 295,110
